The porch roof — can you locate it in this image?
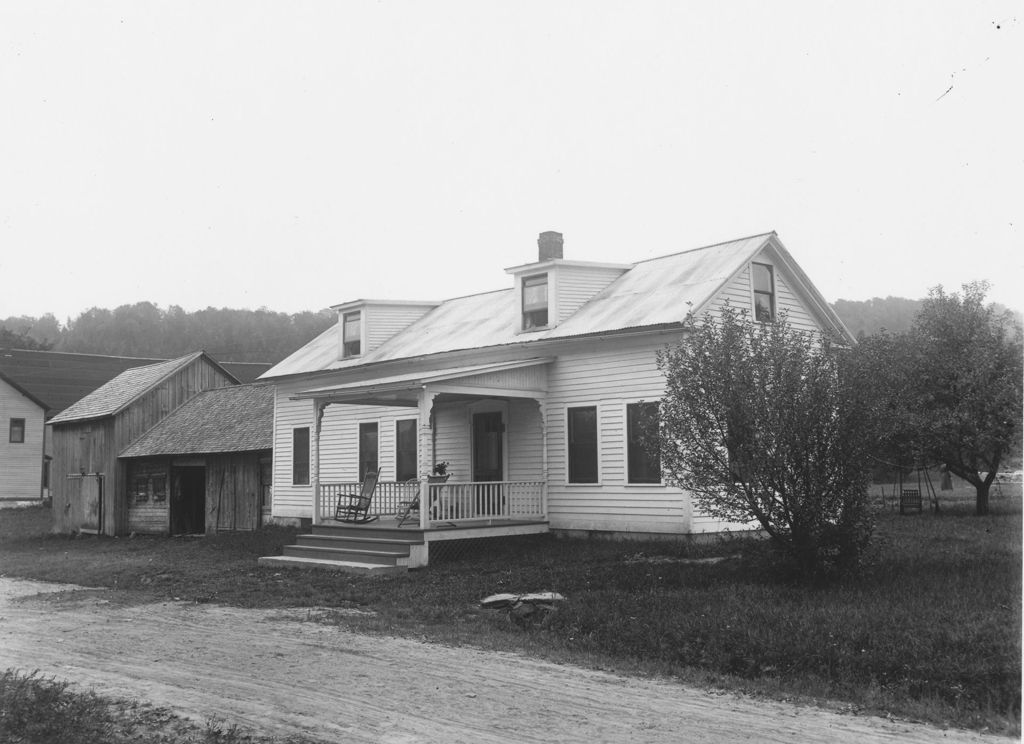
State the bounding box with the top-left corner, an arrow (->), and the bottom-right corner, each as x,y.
291,358 -> 552,404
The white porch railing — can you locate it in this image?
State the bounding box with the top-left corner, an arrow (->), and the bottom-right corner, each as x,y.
316,480 -> 546,526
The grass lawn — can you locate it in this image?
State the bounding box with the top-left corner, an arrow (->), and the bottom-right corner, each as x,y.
1,482 -> 1020,736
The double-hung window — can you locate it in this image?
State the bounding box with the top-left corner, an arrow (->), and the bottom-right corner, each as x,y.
395,419 -> 417,481
567,406 -> 598,483
752,263 -> 775,322
626,402 -> 661,484
9,418 -> 25,444
292,427 -> 310,485
522,274 -> 548,330
359,422 -> 379,480
342,311 -> 361,357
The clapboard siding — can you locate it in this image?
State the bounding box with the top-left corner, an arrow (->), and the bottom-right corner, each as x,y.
708,259 -> 821,334
775,273 -> 820,333
555,264 -> 629,324
433,401 -> 471,481
507,399 -> 543,482
271,381 -> 315,516
544,333 -> 691,533
365,304 -> 437,353
0,379 -> 46,500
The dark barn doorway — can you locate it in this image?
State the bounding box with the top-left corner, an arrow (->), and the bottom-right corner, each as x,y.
171,466 -> 206,535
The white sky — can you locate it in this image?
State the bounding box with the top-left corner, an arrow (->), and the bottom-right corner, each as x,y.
1,2 -> 1021,323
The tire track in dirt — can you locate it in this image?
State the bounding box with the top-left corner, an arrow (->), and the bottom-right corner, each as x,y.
0,579 -> 989,743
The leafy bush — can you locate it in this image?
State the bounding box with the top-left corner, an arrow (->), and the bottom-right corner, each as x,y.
657,305 -> 876,578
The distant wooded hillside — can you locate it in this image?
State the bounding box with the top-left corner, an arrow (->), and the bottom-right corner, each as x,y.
2,295 -> 1019,362
832,296 -> 1022,339
831,297 -> 923,339
1,303 -> 335,364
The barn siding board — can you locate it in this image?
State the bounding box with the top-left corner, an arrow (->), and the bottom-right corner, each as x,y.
51,419 -> 115,533
207,452 -> 266,532
126,459 -> 170,534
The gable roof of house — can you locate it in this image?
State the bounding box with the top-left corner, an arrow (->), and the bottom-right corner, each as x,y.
0,369 -> 49,411
48,352 -> 239,425
262,232 -> 853,379
120,384 -> 274,457
0,349 -> 271,418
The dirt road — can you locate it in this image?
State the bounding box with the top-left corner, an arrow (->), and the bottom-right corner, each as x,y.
0,578 -> 989,743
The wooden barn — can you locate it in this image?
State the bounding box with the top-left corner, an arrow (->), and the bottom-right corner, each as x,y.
48,352 -> 239,535
0,348 -> 271,500
119,384 -> 274,534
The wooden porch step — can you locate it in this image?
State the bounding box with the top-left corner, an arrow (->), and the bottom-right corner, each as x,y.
312,522 -> 426,540
282,544 -> 409,566
296,533 -> 421,553
257,555 -> 405,575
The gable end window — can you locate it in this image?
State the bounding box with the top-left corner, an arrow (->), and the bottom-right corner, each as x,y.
567,406 -> 598,483
342,311 -> 362,357
752,263 -> 775,322
9,418 -> 25,444
522,274 -> 548,330
292,427 -> 310,485
626,402 -> 661,484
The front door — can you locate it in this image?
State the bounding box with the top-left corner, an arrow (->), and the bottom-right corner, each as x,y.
472,411 -> 504,518
171,466 -> 206,535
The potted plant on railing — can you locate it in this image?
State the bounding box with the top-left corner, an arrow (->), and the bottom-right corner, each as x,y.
428,461 -> 450,484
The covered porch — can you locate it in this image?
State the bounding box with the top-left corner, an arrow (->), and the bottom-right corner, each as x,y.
285,359 -> 553,568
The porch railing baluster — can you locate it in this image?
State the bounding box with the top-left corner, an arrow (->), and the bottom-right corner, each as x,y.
316,479 -> 546,525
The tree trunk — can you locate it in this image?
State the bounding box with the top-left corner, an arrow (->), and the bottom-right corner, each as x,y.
975,480 -> 990,516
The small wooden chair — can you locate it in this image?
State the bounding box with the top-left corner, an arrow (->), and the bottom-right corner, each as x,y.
334,468 -> 381,523
899,488 -> 923,515
396,480 -> 421,527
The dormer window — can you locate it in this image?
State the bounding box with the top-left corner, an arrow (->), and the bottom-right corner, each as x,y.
752,263 -> 775,322
522,274 -> 548,330
342,311 -> 362,357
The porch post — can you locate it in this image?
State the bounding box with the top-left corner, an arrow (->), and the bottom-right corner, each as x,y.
417,387 -> 438,531
312,402 -> 326,526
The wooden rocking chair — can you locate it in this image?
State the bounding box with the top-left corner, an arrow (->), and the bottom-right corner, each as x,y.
334,468 -> 381,523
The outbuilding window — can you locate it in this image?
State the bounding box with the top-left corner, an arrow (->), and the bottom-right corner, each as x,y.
342,311 -> 362,357
9,418 -> 25,444
752,263 -> 775,322
522,274 -> 548,330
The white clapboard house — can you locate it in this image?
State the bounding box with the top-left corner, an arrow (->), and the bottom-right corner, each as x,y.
258,231 -> 854,571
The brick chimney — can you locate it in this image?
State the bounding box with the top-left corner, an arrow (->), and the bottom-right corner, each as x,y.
538,231 -> 564,261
